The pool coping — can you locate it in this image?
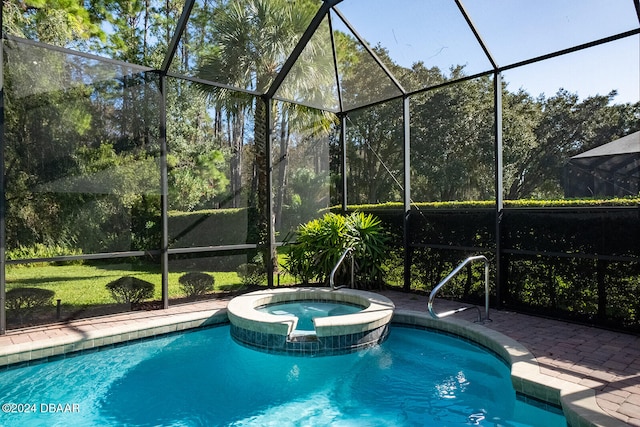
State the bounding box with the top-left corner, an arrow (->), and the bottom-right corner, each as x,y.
0,308 -> 229,367
0,303 -> 627,427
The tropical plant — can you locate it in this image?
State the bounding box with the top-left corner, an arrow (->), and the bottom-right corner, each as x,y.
346,211 -> 390,287
283,212 -> 389,288
197,0 -> 331,275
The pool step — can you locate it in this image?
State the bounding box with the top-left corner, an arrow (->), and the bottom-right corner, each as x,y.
288,331 -> 318,342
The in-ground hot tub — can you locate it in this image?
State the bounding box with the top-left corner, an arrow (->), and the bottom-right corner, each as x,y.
227,287 -> 395,356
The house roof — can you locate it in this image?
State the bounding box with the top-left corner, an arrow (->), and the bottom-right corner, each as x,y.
572,131 -> 640,159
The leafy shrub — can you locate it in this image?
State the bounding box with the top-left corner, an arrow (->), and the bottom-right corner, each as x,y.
105,276 -> 154,304
6,287 -> 55,310
343,196 -> 640,211
283,212 -> 389,288
284,212 -> 347,285
178,272 -> 215,297
6,287 -> 55,324
237,262 -> 266,286
6,243 -> 83,267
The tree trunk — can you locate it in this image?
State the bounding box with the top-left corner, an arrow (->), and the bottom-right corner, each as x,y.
274,111 -> 290,232
229,110 -> 244,208
247,97 -> 277,276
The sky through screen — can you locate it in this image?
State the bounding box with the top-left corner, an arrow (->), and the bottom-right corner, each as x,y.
335,0 -> 640,104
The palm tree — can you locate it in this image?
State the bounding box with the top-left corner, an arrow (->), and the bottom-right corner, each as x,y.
197,0 -> 335,275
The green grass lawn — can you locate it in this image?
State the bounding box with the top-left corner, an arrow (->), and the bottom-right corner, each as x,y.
5,261 -> 298,308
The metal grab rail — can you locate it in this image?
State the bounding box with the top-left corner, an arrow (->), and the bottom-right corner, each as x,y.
329,247 -> 355,290
428,255 -> 491,323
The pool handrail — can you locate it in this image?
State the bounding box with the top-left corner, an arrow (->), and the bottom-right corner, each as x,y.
428,255 -> 491,323
329,247 -> 354,290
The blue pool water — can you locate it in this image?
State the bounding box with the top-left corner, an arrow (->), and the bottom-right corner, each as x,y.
0,325 -> 566,426
257,301 -> 362,330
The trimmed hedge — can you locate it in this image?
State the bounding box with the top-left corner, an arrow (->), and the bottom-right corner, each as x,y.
342,200 -> 640,332
168,208 -> 248,248
166,200 -> 639,330
6,287 -> 55,311
106,276 -> 155,304
341,197 -> 640,211
178,272 -> 215,297
6,287 -> 55,324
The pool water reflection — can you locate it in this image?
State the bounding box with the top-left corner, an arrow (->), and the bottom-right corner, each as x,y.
0,325 -> 566,426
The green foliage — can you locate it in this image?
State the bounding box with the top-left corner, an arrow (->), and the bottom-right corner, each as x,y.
347,211 -> 391,287
6,287 -> 55,311
237,263 -> 267,286
411,74 -> 495,203
6,287 -> 56,324
283,212 -> 389,288
503,90 -> 639,199
168,146 -> 230,211
58,143 -> 162,253
105,276 -> 155,304
281,243 -> 317,285
370,203 -> 639,331
340,196 -> 640,212
6,243 -> 83,267
503,198 -> 640,208
343,97 -> 405,205
3,41 -> 162,254
168,209 -> 248,262
3,0 -> 104,46
284,212 -> 347,285
178,272 -> 215,297
505,257 -> 640,330
276,167 -> 332,236
131,195 -> 162,251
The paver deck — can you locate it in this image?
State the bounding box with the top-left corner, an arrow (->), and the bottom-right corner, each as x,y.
0,290 -> 638,426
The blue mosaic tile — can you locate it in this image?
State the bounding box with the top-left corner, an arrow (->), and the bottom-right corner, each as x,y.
229,323 -> 390,356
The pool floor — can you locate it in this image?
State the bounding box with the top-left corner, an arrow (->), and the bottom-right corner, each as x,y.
257,301 -> 362,331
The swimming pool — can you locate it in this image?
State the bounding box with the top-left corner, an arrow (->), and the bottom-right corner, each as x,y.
0,325 -> 566,426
